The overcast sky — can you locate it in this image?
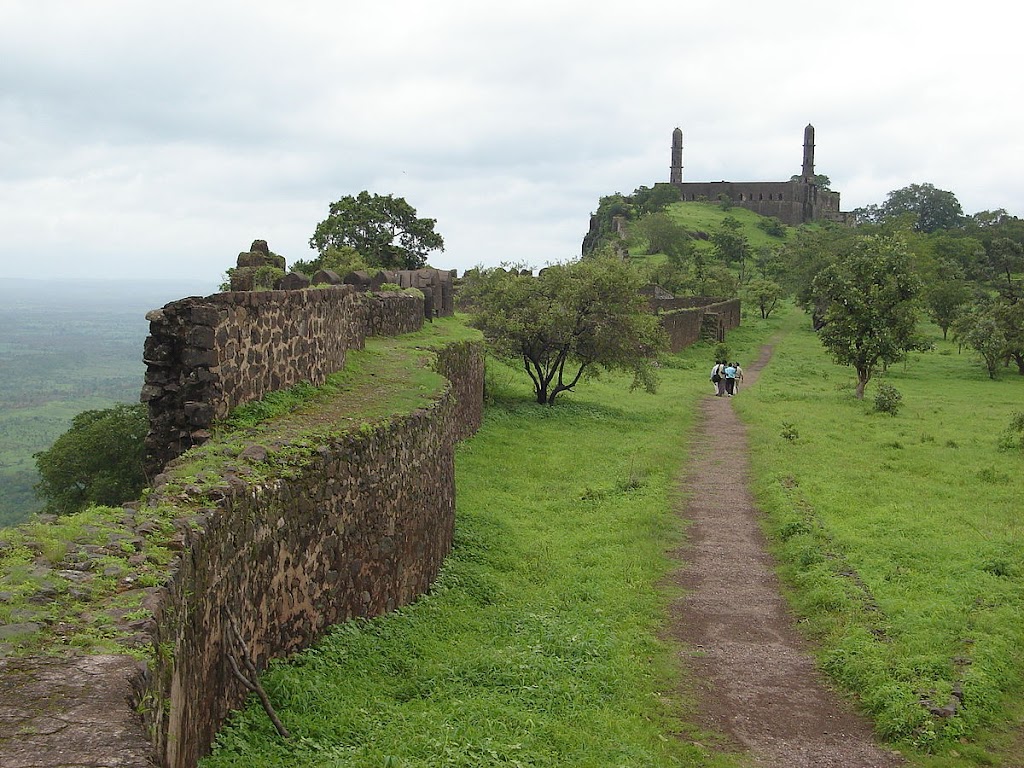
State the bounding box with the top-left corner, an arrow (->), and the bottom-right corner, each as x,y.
2,1 -> 1021,288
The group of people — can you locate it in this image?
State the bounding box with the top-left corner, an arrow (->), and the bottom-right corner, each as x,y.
710,360 -> 743,397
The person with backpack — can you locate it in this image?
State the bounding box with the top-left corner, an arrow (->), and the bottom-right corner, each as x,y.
710,360 -> 727,396
723,362 -> 737,396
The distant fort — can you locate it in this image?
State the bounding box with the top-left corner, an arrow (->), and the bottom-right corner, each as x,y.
669,124 -> 849,225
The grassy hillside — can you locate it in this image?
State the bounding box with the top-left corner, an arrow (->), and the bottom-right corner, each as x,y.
738,310 -> 1024,765
621,200 -> 788,281
664,200 -> 789,251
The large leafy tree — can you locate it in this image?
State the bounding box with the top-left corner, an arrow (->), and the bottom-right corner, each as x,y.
994,298 -> 1024,374
953,303 -> 1007,379
779,225 -> 858,326
923,277 -> 972,339
632,183 -> 682,215
34,403 -> 148,515
309,191 -> 444,270
741,278 -> 783,319
811,234 -> 923,398
877,183 -> 964,233
984,237 -> 1024,300
634,212 -> 692,260
290,245 -> 368,279
711,216 -> 751,282
463,257 -> 667,405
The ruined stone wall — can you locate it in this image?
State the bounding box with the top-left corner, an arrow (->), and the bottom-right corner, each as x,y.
671,180 -> 842,226
657,298 -> 742,353
146,368 -> 472,767
142,288 -> 424,475
649,295 -> 729,312
660,309 -> 705,352
0,335 -> 485,768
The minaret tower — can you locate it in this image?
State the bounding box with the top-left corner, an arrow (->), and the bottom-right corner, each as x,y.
801,123 -> 815,182
670,127 -> 683,184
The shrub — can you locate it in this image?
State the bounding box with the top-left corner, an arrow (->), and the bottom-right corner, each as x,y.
873,383 -> 903,416
253,265 -> 285,290
757,217 -> 787,237
34,404 -> 148,515
996,411 -> 1024,452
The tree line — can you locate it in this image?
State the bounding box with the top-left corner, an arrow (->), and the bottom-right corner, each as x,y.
28,181 -> 1024,519
582,179 -> 1024,397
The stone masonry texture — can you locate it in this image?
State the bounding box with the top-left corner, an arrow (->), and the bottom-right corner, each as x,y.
0,287 -> 483,768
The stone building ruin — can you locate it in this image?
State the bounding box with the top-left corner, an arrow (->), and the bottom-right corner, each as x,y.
669,124 -> 850,225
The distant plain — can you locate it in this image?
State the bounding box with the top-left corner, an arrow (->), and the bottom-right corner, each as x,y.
0,278 -> 215,526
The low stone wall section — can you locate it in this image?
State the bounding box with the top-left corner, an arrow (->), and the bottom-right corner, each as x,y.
141,288 -> 424,476
656,298 -> 742,352
0,337 -> 485,768
144,338 -> 483,768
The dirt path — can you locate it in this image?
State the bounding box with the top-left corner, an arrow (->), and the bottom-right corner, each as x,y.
666,343 -> 905,768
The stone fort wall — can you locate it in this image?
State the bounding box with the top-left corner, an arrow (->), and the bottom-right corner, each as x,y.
671,180 -> 843,226
146,338 -> 484,768
650,297 -> 742,352
141,287 -> 425,476
0,288 -> 484,768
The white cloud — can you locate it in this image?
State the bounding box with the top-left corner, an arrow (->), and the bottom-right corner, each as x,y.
0,0 -> 1022,281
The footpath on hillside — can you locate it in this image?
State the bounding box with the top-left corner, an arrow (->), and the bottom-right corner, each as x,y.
665,344 -> 906,768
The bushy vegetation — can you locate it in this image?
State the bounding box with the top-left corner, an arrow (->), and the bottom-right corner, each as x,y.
33,403 -> 148,515
461,258 -> 666,404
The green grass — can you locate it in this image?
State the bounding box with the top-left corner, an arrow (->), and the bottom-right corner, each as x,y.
665,200 -> 787,252
735,308 -> 1024,765
0,319 -> 481,659
624,200 -> 787,271
202,314 -> 782,767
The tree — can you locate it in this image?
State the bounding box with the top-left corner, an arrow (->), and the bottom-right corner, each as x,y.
953,303 -> 1007,379
779,225 -> 860,327
34,404 -> 148,515
634,212 -> 692,260
291,245 -> 368,279
993,298 -> 1024,374
742,278 -> 783,319
985,237 -> 1024,300
632,183 -> 682,215
463,258 -> 667,405
752,245 -> 784,280
712,216 -> 750,282
877,183 -> 964,233
811,234 -> 923,398
923,277 -> 972,339
309,191 -> 444,270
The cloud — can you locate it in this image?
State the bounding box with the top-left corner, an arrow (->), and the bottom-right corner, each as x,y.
0,1 -> 1021,282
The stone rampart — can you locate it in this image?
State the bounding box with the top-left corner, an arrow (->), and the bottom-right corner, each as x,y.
0,334 -> 484,768
147,344 -> 480,767
141,287 -> 424,475
655,298 -> 742,352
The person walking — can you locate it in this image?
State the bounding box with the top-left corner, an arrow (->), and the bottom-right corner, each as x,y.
732,362 -> 744,394
711,360 -> 727,396
723,362 -> 737,396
